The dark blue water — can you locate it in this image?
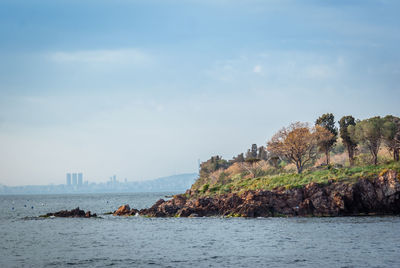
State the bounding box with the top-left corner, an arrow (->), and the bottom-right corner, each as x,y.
1,193 -> 399,267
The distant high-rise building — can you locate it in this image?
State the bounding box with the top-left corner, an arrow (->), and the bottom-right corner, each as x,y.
72,173 -> 77,185
66,173 -> 71,186
113,175 -> 116,183
78,173 -> 83,185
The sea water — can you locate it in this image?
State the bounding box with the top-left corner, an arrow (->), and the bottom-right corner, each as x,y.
1,193 -> 399,267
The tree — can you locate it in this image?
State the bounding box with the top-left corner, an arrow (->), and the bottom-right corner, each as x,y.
382,115 -> 400,161
257,146 -> 268,160
200,156 -> 230,178
339,116 -> 358,165
315,113 -> 338,165
268,154 -> 281,169
267,122 -> 324,174
350,116 -> 384,165
315,125 -> 335,163
231,153 -> 245,163
251,144 -> 258,158
241,158 -> 262,178
245,144 -> 258,160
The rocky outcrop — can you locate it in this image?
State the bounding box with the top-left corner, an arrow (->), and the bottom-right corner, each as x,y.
113,204 -> 139,216
41,207 -> 97,218
132,170 -> 400,217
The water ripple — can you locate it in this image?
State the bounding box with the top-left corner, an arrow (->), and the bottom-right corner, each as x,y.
1,193 -> 400,267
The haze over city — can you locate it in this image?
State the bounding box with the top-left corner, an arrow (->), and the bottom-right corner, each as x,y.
1,0 -> 399,186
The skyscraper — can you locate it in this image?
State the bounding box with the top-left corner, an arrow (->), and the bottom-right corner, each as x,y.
78,173 -> 83,185
72,173 -> 77,185
66,173 -> 71,186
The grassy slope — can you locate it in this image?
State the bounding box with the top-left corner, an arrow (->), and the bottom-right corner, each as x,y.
191,161 -> 400,197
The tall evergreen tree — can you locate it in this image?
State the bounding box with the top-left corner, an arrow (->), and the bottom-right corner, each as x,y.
339,115 -> 358,165
382,115 -> 400,161
315,113 -> 338,164
231,153 -> 245,163
257,146 -> 268,160
245,144 -> 258,160
251,144 -> 258,158
351,116 -> 384,165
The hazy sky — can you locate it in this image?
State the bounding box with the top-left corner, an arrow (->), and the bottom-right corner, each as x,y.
1,0 -> 399,186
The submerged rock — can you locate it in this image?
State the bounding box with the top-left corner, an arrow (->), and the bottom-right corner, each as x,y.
41,207 -> 97,218
128,169 -> 400,218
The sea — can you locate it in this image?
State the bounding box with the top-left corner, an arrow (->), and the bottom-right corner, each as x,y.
0,192 -> 399,268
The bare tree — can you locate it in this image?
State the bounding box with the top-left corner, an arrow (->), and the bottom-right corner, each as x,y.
267,122 -> 332,174
241,158 -> 262,178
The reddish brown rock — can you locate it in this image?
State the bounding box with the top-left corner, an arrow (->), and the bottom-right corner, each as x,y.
113,204 -> 138,216
138,195 -> 189,217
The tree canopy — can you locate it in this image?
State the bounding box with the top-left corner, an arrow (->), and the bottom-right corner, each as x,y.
267,122 -> 332,173
339,115 -> 358,165
349,116 -> 384,165
382,115 -> 400,161
315,113 -> 338,164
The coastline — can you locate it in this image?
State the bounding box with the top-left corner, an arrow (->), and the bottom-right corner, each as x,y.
115,169 -> 400,218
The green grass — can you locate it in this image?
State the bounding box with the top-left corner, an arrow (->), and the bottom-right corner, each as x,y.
194,161 -> 400,196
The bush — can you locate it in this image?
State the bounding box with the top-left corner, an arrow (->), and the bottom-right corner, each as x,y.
200,183 -> 209,193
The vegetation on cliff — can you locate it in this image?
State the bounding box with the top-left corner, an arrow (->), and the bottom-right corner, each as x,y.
190,161 -> 400,197
190,114 -> 400,197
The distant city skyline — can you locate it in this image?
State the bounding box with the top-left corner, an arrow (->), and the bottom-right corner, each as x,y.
0,173 -> 198,194
1,0 -> 399,185
66,172 -> 84,186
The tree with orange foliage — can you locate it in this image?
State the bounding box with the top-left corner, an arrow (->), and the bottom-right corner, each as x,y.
267,122 -> 333,174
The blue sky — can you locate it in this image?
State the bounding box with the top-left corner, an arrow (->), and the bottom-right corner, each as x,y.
0,0 -> 399,185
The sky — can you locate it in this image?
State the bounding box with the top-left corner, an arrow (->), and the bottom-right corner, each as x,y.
0,0 -> 399,186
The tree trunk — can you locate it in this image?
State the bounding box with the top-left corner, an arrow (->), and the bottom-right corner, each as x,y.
298,166 -> 303,174
394,149 -> 399,162
373,151 -> 378,165
325,149 -> 330,165
296,162 -> 303,174
348,146 -> 354,166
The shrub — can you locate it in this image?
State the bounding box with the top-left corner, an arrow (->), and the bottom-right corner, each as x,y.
200,183 -> 209,193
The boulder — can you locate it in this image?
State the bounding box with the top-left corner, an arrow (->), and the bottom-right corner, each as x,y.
113,204 -> 138,216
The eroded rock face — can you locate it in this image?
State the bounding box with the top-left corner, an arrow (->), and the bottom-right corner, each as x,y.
42,207 -> 97,218
119,170 -> 400,217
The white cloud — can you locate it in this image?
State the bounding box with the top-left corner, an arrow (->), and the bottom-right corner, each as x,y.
47,49 -> 150,64
253,65 -> 262,73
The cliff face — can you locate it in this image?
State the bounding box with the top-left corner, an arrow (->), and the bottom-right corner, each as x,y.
134,170 -> 400,217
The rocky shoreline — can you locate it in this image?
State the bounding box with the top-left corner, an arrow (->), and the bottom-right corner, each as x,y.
114,169 -> 400,217
41,170 -> 400,218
